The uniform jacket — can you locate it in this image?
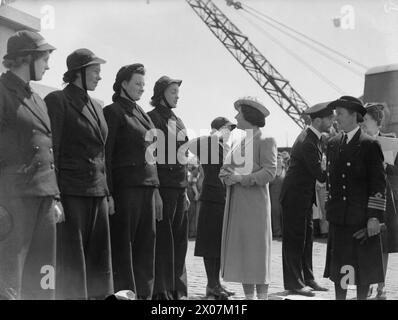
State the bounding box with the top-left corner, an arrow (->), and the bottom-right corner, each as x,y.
103,97 -> 159,192
0,71 -> 59,197
147,105 -> 188,188
280,127 -> 325,209
44,84 -> 109,197
189,135 -> 226,204
325,128 -> 386,226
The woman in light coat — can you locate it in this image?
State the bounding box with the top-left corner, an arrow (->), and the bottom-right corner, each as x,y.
219,97 -> 277,300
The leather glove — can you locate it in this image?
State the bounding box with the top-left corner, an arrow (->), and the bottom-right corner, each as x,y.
108,196 -> 115,216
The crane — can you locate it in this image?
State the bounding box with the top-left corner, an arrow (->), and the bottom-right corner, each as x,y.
185,0 -> 310,129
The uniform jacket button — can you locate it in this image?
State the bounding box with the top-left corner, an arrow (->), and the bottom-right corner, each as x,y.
49,148 -> 53,153
343,196 -> 346,201
33,146 -> 40,151
347,162 -> 351,166
342,174 -> 345,178
50,163 -> 55,169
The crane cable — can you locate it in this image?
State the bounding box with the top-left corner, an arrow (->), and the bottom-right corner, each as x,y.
242,8 -> 364,78
241,3 -> 369,71
236,10 -> 347,95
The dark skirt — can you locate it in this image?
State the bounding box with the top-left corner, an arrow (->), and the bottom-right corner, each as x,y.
324,223 -> 384,286
194,200 -> 225,258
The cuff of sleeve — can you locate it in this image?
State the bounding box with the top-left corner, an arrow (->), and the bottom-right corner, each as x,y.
240,175 -> 254,187
367,195 -> 386,221
367,208 -> 384,222
385,164 -> 394,175
368,195 -> 386,212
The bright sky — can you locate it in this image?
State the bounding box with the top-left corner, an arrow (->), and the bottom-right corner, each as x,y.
10,0 -> 398,146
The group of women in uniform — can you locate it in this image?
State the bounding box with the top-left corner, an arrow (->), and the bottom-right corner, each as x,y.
1,30 -> 279,300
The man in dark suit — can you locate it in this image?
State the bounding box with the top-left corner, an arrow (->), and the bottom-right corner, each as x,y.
0,31 -> 60,299
44,49 -> 113,300
324,96 -> 386,300
148,76 -> 189,300
280,102 -> 333,296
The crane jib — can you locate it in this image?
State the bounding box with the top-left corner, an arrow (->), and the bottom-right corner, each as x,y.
185,0 -> 309,129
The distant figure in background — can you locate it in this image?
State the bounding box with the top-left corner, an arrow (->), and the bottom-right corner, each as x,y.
0,30 -> 59,300
312,181 -> 328,238
219,97 -> 277,300
185,117 -> 236,299
362,102 -> 398,300
269,153 -> 285,238
313,135 -> 329,238
280,102 -> 333,297
45,49 -> 113,300
280,151 -> 291,170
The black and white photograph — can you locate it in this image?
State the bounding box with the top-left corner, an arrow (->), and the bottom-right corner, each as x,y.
0,0 -> 398,308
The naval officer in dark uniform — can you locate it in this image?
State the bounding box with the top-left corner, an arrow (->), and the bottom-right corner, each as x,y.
324,96 -> 386,300
104,64 -> 162,299
280,102 -> 333,296
0,31 -> 60,300
44,49 -> 113,300
148,76 -> 189,300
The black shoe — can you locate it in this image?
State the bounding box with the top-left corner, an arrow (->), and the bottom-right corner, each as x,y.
306,280 -> 328,292
290,287 -> 316,297
376,289 -> 387,300
206,285 -> 229,300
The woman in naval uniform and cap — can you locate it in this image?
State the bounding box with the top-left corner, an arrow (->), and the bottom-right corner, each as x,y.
184,117 -> 237,299
219,97 -> 277,300
104,64 -> 163,300
147,76 -> 190,300
0,30 -> 60,300
45,49 -> 113,300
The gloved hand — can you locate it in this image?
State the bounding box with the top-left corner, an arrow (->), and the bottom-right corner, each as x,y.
353,223 -> 386,245
183,191 -> 191,211
367,218 -> 381,237
54,200 -> 65,223
108,196 -> 115,216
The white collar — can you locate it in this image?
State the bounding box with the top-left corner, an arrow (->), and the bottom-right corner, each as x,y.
371,131 -> 380,138
308,126 -> 322,140
344,126 -> 360,143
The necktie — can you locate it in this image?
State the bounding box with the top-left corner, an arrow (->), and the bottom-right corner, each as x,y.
342,133 -> 348,145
